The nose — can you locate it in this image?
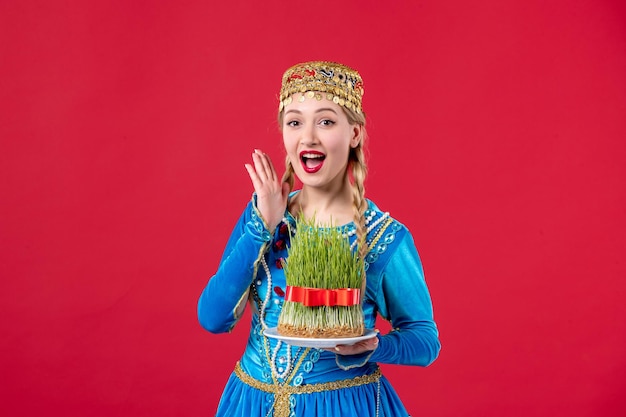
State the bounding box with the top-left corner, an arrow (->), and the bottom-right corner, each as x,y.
300,123 -> 319,146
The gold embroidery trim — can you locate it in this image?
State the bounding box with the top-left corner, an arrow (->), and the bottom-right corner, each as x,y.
234,361 -> 381,394
234,362 -> 381,416
367,218 -> 394,253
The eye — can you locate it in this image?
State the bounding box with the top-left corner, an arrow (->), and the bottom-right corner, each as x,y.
319,119 -> 335,126
285,120 -> 300,127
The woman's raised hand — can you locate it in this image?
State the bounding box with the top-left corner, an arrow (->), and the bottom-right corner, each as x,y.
244,149 -> 290,232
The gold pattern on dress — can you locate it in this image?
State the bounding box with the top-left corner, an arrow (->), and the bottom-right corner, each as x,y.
261,335 -> 311,417
234,361 -> 382,417
367,218 -> 394,252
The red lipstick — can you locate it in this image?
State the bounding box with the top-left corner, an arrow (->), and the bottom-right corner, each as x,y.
299,150 -> 325,174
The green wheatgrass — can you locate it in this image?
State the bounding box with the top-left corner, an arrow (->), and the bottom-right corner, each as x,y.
277,217 -> 365,338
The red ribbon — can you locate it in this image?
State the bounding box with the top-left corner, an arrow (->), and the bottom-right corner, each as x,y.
285,286 -> 361,307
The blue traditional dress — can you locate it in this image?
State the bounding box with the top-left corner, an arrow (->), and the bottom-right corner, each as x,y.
198,193 -> 440,417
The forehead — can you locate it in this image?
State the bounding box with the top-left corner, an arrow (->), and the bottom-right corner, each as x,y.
283,92 -> 344,114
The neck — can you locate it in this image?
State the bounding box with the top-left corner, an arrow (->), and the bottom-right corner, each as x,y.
291,178 -> 355,226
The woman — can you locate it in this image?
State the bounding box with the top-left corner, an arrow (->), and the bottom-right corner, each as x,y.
198,61 -> 440,417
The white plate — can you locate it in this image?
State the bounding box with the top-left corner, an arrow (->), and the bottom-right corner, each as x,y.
263,328 -> 377,348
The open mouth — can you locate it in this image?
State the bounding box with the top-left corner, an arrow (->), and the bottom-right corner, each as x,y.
300,150 -> 325,173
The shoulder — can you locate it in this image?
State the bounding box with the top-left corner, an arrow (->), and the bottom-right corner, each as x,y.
364,199 -> 410,238
363,199 -> 413,268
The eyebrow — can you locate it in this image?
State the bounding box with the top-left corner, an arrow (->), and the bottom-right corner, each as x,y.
284,108 -> 338,115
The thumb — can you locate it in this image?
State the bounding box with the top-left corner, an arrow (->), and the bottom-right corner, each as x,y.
281,181 -> 291,200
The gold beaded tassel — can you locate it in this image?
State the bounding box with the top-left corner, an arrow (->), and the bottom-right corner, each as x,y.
273,385 -> 290,417
265,343 -> 311,417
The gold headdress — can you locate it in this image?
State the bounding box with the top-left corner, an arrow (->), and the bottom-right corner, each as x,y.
279,61 -> 364,114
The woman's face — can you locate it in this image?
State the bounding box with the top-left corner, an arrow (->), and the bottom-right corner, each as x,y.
282,93 -> 362,190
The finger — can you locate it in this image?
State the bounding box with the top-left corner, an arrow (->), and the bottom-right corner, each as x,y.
264,152 -> 279,181
244,163 -> 263,192
281,181 -> 291,200
252,150 -> 268,182
334,337 -> 378,355
334,343 -> 358,354
368,337 -> 379,350
366,335 -> 379,347
255,149 -> 275,181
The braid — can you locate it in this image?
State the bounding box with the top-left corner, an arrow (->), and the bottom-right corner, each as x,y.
281,156 -> 295,192
350,144 -> 369,261
341,105 -> 369,262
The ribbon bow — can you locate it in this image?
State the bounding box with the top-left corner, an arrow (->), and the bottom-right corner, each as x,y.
284,286 -> 361,307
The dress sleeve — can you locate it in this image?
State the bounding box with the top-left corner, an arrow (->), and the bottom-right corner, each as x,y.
197,198 -> 272,333
336,225 -> 441,369
369,227 -> 441,366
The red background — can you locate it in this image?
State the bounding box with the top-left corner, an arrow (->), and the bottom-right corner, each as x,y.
1,1 -> 625,416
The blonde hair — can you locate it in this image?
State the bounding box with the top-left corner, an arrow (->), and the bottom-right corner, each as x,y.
278,107 -> 369,262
